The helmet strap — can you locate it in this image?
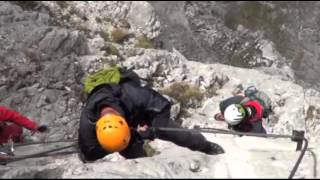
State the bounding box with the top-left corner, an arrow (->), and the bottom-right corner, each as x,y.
245,107 -> 252,117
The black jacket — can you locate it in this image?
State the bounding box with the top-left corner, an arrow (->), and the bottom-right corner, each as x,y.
78,81 -> 211,161
83,82 -> 171,127
78,81 -> 172,159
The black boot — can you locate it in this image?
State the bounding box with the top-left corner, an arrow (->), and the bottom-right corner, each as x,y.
201,141 -> 225,155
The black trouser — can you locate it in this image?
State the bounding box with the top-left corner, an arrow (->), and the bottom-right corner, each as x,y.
230,120 -> 266,134
79,119 -> 209,162
251,121 -> 266,134
118,119 -> 209,158
156,119 -> 208,151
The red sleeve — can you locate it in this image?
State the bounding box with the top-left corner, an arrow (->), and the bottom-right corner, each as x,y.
0,106 -> 38,131
243,100 -> 263,123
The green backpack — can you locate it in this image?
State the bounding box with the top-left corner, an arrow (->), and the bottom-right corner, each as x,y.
84,66 -> 142,94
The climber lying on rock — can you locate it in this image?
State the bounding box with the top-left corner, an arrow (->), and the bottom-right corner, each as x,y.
78,67 -> 225,162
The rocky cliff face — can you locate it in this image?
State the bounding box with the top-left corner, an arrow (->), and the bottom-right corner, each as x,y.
0,1 -> 319,178
0,1 -> 88,141
150,1 -> 320,90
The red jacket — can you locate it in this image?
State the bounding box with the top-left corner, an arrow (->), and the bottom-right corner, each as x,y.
242,100 -> 264,124
0,106 -> 38,131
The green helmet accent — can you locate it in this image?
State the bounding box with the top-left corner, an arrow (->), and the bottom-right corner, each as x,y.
235,104 -> 246,117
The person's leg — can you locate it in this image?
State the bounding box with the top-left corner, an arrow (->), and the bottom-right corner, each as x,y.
156,119 -> 224,154
10,124 -> 23,143
78,109 -> 110,162
0,124 -> 23,144
251,121 -> 267,134
161,120 -> 207,150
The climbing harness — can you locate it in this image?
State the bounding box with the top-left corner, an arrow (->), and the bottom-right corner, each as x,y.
152,126 -> 307,179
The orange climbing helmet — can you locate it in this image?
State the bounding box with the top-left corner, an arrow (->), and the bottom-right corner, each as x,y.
96,114 -> 131,152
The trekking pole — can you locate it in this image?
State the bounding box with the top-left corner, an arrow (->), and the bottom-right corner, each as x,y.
153,126 -> 307,179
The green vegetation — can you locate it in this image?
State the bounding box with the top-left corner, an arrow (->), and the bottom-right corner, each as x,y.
161,82 -> 204,108
56,1 -> 69,9
101,44 -> 120,57
95,17 -> 102,23
100,31 -> 110,42
134,35 -> 154,49
111,28 -> 130,43
143,141 -> 160,157
306,105 -> 316,120
76,24 -> 91,35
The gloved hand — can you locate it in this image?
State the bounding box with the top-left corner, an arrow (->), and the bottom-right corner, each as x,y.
37,125 -> 49,133
214,113 -> 225,121
137,127 -> 158,140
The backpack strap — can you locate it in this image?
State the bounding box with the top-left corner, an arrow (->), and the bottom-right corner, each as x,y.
240,97 -> 251,105
119,67 -> 149,86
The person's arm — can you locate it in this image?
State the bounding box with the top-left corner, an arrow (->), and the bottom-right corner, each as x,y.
243,100 -> 263,124
78,109 -> 109,161
0,106 -> 38,131
135,89 -> 220,154
122,83 -> 171,128
132,86 -> 171,139
141,104 -> 213,154
144,88 -> 171,128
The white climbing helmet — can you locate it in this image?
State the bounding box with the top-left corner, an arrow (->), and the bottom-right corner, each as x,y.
224,104 -> 246,125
